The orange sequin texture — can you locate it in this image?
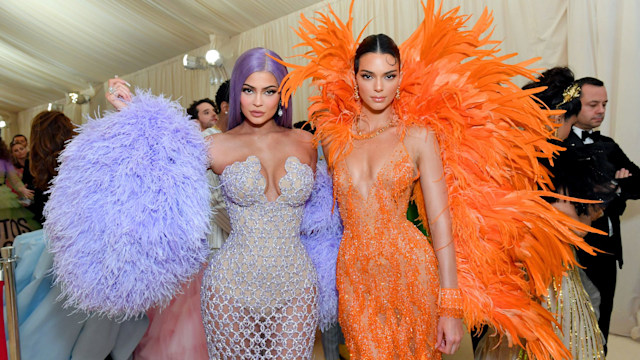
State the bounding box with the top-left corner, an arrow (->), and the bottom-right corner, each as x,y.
334,143 -> 441,359
439,288 -> 463,319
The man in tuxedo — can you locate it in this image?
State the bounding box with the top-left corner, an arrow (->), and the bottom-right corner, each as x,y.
565,77 -> 640,353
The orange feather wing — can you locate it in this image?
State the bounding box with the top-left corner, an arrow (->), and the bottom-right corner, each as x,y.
280,2 -> 599,359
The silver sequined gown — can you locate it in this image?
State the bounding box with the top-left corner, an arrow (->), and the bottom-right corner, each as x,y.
201,156 -> 318,359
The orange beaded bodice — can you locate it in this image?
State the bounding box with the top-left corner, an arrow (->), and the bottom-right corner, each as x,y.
334,141 -> 441,359
334,142 -> 418,238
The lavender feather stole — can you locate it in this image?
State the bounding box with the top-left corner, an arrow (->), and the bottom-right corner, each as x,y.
44,90 -> 210,319
300,160 -> 343,331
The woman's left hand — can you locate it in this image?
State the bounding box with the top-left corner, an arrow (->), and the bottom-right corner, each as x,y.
436,316 -> 463,354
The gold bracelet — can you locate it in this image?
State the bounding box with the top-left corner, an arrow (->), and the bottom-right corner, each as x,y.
439,288 -> 463,318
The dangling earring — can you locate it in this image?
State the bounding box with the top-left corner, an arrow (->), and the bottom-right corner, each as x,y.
354,84 -> 360,101
396,87 -> 401,100
277,103 -> 283,117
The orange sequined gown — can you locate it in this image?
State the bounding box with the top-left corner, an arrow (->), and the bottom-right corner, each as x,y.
333,141 -> 441,359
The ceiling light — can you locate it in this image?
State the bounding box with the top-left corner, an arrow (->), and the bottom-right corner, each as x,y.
205,50 -> 222,66
68,92 -> 91,104
48,103 -> 64,111
183,54 -> 205,70
184,50 -> 229,85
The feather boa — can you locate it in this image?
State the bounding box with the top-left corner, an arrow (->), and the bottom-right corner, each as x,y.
300,160 -> 343,331
44,90 -> 210,319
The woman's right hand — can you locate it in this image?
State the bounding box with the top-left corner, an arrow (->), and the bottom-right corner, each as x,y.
105,77 -> 132,110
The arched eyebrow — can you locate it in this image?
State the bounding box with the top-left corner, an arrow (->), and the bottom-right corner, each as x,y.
358,69 -> 398,75
242,83 -> 279,90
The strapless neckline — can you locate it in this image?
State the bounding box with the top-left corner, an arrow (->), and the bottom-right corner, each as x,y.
221,155 -> 313,203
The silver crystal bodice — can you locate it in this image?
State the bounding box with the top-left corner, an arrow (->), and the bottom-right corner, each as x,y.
201,156 -> 318,359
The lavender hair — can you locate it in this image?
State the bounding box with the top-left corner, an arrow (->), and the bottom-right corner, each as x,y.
227,48 -> 292,130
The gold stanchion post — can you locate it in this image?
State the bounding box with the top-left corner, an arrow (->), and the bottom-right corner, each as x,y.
1,246 -> 21,360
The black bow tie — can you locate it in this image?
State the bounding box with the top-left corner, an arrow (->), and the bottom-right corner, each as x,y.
581,130 -> 600,142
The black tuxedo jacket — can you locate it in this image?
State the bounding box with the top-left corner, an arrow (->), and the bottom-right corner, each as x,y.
563,131 -> 640,266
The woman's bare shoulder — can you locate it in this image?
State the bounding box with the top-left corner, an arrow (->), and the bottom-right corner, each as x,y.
404,125 -> 433,141
288,128 -> 314,141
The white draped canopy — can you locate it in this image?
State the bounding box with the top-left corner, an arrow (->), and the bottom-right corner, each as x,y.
2,0 -> 639,340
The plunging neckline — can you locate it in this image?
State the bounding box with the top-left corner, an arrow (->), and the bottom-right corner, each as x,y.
221,155 -> 313,203
342,142 -> 415,202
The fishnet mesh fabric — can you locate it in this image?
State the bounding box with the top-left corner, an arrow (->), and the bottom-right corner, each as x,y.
201,156 -> 318,359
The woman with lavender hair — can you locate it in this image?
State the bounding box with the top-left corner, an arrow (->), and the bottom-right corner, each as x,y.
198,47 -> 318,359
106,47 -> 342,359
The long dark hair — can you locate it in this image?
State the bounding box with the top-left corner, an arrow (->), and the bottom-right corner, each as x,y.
0,138 -> 10,161
29,111 -> 75,190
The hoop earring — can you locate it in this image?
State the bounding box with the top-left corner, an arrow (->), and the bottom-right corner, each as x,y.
396,87 -> 401,100
354,84 -> 360,101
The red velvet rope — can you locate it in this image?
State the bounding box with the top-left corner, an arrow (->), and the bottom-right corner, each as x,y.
1,280 -> 8,360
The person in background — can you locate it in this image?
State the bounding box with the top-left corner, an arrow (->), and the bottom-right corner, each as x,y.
563,77 -> 640,354
11,134 -> 28,148
10,141 -> 28,179
215,80 -> 230,132
0,138 -> 36,246
26,111 -> 74,223
187,98 -> 219,131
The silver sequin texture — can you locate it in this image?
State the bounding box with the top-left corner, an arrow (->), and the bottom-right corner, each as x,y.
201,156 -> 318,359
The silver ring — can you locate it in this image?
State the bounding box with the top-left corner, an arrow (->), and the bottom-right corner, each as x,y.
108,87 -> 115,94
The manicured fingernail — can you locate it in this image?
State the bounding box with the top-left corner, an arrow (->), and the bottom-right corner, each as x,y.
125,81 -> 131,87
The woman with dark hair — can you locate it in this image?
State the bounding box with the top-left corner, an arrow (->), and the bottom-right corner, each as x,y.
279,3 -> 600,359
0,138 -> 37,246
26,111 -> 76,223
215,79 -> 231,132
522,67 -> 582,140
106,47 -> 335,359
307,31 -> 464,359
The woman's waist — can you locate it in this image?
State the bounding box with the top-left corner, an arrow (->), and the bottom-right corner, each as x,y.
340,221 -> 431,254
206,250 -> 317,298
216,236 -> 313,265
225,200 -> 306,215
341,214 -> 419,235
227,209 -> 303,232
